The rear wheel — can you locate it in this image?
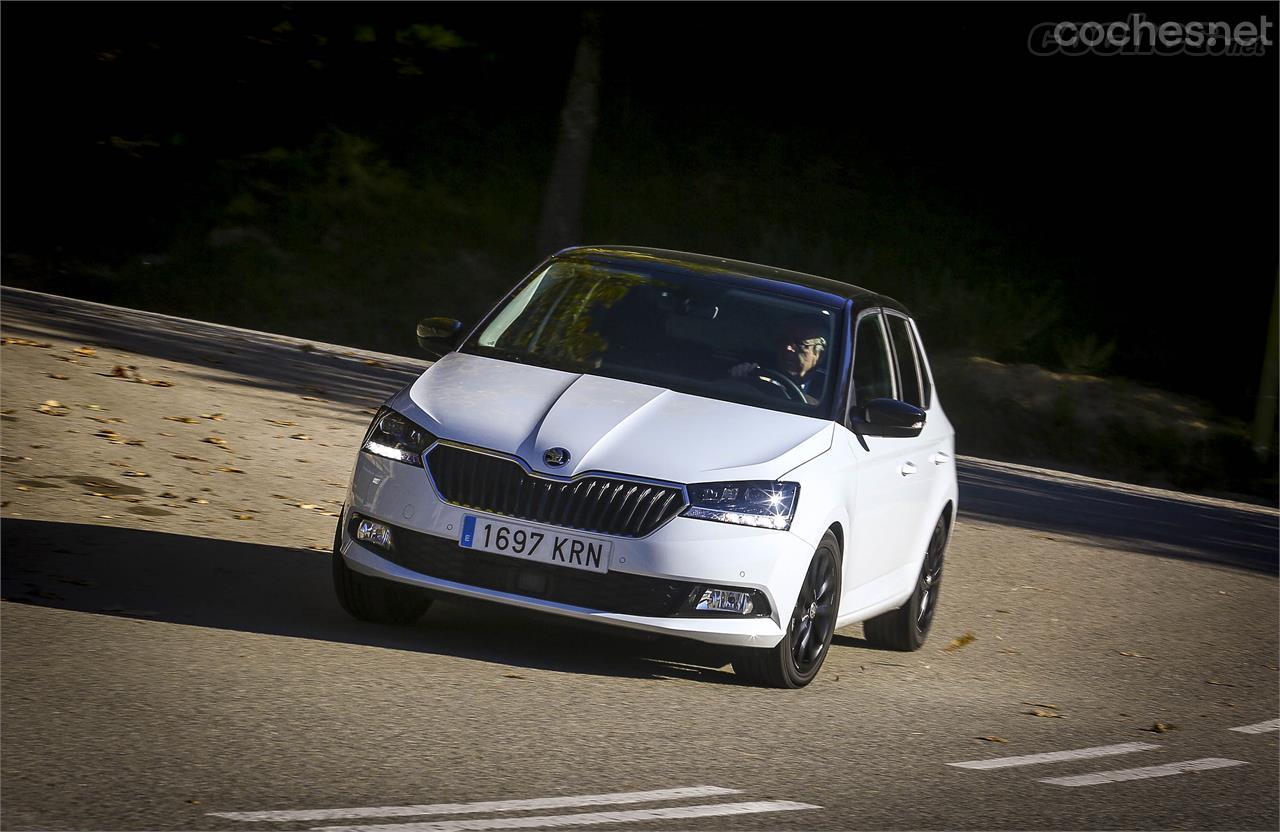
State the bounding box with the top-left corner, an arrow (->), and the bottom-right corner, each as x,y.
332,519 -> 432,625
733,530 -> 841,688
863,513 -> 948,651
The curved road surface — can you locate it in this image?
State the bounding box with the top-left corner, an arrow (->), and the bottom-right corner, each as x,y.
2,287 -> 1276,831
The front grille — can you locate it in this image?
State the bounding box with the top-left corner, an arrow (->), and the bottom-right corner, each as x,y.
425,444 -> 685,538
370,520 -> 699,616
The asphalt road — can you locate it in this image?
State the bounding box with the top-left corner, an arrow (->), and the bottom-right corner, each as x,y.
2,287 -> 1277,831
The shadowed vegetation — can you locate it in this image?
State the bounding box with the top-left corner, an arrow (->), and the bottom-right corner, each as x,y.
2,4 -> 1275,500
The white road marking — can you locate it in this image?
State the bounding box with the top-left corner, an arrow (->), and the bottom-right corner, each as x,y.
1038,758 -> 1247,787
1228,718 -> 1280,734
948,742 -> 1161,770
310,801 -> 820,832
209,786 -> 741,822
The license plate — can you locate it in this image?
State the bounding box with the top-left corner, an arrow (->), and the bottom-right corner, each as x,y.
459,516 -> 611,573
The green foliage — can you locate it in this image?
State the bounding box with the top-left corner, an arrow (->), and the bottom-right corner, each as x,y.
396,24 -> 470,50
95,127 -> 541,355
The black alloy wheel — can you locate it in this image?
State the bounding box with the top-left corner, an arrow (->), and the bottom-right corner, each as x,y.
863,512 -> 950,651
916,516 -> 947,633
789,544 -> 839,677
732,530 -> 842,688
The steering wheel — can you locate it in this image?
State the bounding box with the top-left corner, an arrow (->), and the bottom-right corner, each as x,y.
744,366 -> 807,402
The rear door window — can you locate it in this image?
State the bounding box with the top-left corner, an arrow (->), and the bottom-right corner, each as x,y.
886,313 -> 924,408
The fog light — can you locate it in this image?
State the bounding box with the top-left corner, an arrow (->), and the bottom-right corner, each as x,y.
695,588 -> 754,615
356,518 -> 393,550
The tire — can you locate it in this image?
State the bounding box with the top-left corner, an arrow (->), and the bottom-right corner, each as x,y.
863,512 -> 949,651
733,530 -> 842,688
332,519 -> 432,625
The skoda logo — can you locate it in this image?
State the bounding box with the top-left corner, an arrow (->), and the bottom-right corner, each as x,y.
543,447 -> 570,468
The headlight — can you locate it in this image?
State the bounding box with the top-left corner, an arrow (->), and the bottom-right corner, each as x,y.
682,481 -> 799,530
361,407 -> 436,466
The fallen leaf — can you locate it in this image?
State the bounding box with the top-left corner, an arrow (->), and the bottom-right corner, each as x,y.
1024,708 -> 1065,719
1,337 -> 52,347
362,358 -> 385,367
1022,701 -> 1058,710
159,492 -> 179,499
265,419 -> 297,427
201,437 -> 227,446
172,454 -> 208,462
1118,651 -> 1154,660
944,632 -> 976,652
201,413 -> 226,421
46,373 -> 69,380
165,416 -> 200,424
977,736 -> 1009,743
1205,680 -> 1236,687
186,498 -> 209,505
143,379 -> 174,387
16,486 -> 30,492
121,471 -> 150,478
1147,721 -> 1178,733
215,466 -> 245,474
234,514 -> 254,520
502,673 -> 525,680
111,365 -> 131,378
290,433 -> 312,441
297,503 -> 322,510
74,346 -> 97,357
298,342 -> 316,352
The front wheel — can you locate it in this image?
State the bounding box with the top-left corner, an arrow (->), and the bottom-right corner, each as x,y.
863,513 -> 949,651
733,530 -> 842,688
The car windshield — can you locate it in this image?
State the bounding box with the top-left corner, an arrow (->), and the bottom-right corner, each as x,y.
461,259 -> 843,419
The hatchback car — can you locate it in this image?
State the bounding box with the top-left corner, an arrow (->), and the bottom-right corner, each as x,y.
334,246 -> 957,687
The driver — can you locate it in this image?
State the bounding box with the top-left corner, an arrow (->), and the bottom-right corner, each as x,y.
730,319 -> 828,403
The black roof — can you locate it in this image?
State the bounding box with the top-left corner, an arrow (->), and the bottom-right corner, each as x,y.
554,246 -> 911,316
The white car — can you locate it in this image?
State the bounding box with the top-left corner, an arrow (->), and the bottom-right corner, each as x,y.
335,246 -> 957,687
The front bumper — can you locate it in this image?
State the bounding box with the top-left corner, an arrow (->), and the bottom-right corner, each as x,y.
341,452 -> 815,648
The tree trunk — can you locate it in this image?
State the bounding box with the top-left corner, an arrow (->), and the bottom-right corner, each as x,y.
536,9 -> 602,256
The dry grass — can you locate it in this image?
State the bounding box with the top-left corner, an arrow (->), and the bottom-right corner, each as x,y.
933,353 -> 1276,501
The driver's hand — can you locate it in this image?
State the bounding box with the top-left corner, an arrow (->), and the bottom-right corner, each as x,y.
729,361 -> 759,378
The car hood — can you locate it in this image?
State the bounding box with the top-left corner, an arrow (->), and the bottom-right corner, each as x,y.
389,352 -> 833,483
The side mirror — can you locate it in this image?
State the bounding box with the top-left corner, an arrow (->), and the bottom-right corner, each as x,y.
851,398 -> 926,438
416,317 -> 465,357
